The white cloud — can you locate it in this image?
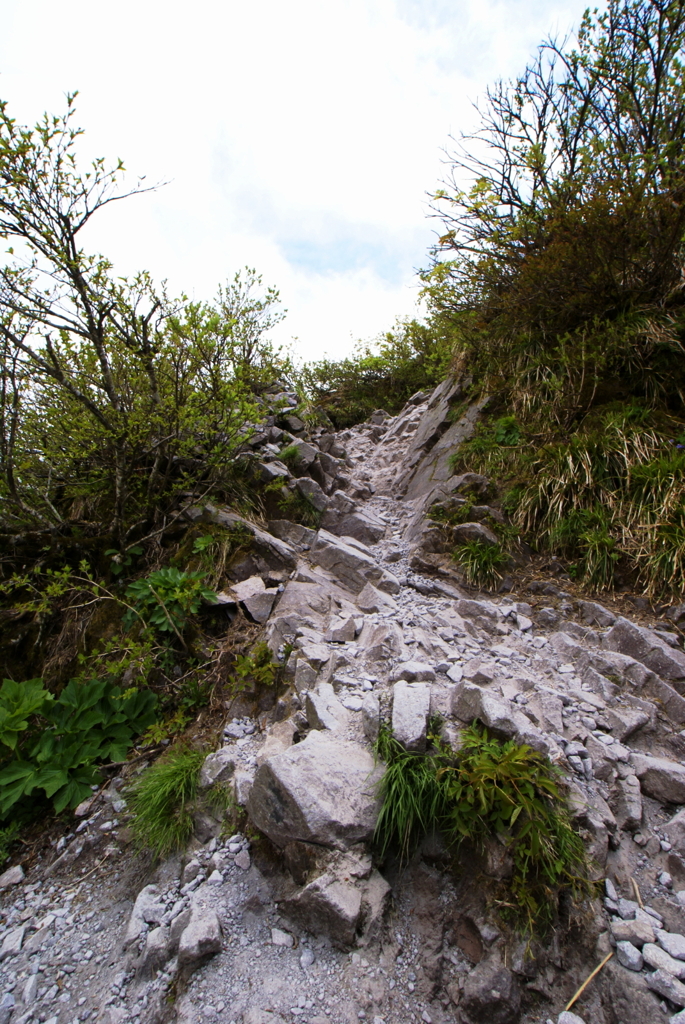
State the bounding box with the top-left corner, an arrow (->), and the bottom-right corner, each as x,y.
1,0 -> 580,360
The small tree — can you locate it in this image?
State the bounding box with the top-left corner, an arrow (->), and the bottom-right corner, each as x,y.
0,96 -> 284,542
425,0 -> 685,417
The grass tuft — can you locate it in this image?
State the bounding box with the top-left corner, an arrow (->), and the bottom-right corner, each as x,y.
127,746 -> 205,860
452,540 -> 510,590
374,722 -> 591,933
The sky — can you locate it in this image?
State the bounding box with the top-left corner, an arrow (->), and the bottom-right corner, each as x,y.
0,0 -> 581,362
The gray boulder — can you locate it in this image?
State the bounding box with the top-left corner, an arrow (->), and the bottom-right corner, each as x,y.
0,865 -> 24,889
645,968 -> 685,1006
266,520 -> 317,550
309,529 -> 400,594
0,926 -> 24,961
281,854 -> 390,950
123,885 -> 165,952
460,960 -> 521,1024
199,749 -> 235,789
247,731 -> 383,850
356,581 -> 398,614
631,753 -> 685,804
452,521 -> 499,546
257,460 -> 290,483
295,477 -> 329,512
281,870 -> 362,948
643,942 -> 685,979
452,682 -> 552,755
193,505 -> 297,574
361,692 -> 380,743
230,575 -> 279,623
321,490 -> 386,544
177,905 -> 222,970
391,681 -> 431,752
306,684 -> 350,733
577,600 -> 616,627
604,617 -> 685,684
390,661 -> 436,683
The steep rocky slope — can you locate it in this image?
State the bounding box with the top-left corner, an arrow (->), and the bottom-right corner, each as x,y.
3,380 -> 685,1024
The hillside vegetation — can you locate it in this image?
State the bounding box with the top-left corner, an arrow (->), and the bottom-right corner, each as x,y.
1,0 -> 684,845
305,0 -> 685,599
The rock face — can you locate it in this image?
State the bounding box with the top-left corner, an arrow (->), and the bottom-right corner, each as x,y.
604,617 -> 685,685
247,731 -> 383,849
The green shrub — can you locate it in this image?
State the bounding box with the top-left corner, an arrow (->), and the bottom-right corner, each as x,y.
227,640 -> 290,696
374,723 -> 589,932
0,677 -> 157,818
127,746 -> 205,859
124,568 -> 217,634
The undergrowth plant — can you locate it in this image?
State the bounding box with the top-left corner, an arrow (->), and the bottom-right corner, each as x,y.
127,746 -> 205,859
0,676 -> 157,818
0,822 -> 20,864
446,405 -> 685,596
227,640 -> 292,696
124,568 -> 218,636
374,722 -> 590,933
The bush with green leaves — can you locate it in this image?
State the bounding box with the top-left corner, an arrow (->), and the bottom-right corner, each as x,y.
300,318 -> 453,428
374,723 -> 590,932
0,677 -> 157,818
124,568 -> 218,635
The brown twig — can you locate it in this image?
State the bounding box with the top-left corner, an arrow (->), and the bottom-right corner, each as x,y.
564,951 -> 614,1012
631,876 -> 644,908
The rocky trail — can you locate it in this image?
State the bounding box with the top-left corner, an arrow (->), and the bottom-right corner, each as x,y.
3,379 -> 685,1024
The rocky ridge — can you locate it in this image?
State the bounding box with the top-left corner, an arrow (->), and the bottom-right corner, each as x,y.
3,381 -> 685,1024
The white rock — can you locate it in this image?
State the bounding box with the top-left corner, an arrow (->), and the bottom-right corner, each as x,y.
643,942 -> 685,979
615,940 -> 643,971
177,906 -> 222,968
0,865 -> 24,889
391,680 -> 430,752
271,927 -> 294,947
0,925 -> 24,960
658,930 -> 685,960
646,967 -> 685,1006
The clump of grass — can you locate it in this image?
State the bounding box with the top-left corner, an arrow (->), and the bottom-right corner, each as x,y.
278,443 -> 302,468
516,414 -> 685,595
453,539 -> 510,589
374,727 -> 447,861
374,723 -> 590,933
127,746 -> 205,859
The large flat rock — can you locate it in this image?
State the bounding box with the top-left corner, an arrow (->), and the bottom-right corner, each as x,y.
309,529 -> 400,594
